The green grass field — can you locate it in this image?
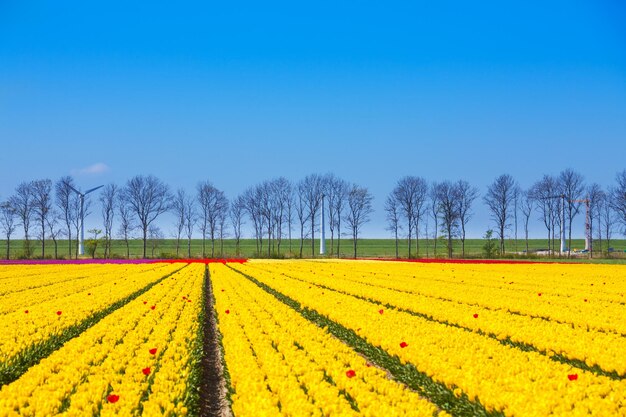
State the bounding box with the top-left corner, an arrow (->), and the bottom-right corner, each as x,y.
1,237 -> 625,261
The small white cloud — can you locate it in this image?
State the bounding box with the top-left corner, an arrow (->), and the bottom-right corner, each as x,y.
72,162 -> 110,176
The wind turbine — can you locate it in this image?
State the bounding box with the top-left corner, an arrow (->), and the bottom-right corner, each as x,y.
68,184 -> 103,256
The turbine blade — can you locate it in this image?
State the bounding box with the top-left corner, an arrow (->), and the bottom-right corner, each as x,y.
84,185 -> 104,194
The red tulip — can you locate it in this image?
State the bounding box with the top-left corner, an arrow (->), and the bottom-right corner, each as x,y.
142,367 -> 151,375
225,309 -> 230,314
568,374 -> 578,381
24,310 -> 29,314
56,311 -> 62,316
473,314 -> 478,318
151,305 -> 156,310
149,348 -> 157,355
87,293 -> 91,296
346,370 -> 356,378
107,394 -> 119,403
584,299 -> 588,302
378,309 -> 384,314
143,301 -> 147,305
182,296 -> 186,300
366,362 -> 372,367
400,342 -> 408,348
538,293 -> 542,296
187,299 -> 191,302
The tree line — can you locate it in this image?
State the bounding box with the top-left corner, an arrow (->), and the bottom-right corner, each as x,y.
0,174 -> 373,259
1,169 -> 625,259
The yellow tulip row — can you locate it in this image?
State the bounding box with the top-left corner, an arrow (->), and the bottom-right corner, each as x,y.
283,260 -> 626,335
233,261 -> 626,417
0,263 -> 203,417
210,263 -> 446,417
0,263 -> 180,362
247,261 -> 626,376
0,264 -> 97,295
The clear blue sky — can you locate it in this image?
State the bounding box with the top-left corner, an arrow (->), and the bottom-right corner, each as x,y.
1,1 -> 625,238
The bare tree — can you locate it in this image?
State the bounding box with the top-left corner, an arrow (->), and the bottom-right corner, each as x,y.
325,175 -> 348,257
285,186 -> 294,254
587,183 -> 604,258
99,184 -> 117,259
46,209 -> 62,259
122,175 -> 172,258
0,200 -> 17,259
117,194 -> 134,258
230,195 -> 245,257
610,170 -> 626,238
55,177 -> 77,259
31,179 -> 53,258
484,174 -> 517,255
346,184 -> 373,258
393,176 -> 427,258
295,183 -> 310,258
456,180 -> 479,258
218,207 -> 228,257
184,194 -> 197,258
299,174 -> 324,257
171,188 -> 187,258
384,193 -> 401,258
558,169 -> 584,257
271,177 -> 291,255
242,186 -> 264,254
436,181 -> 460,259
429,183 -> 441,257
520,190 -> 534,253
197,181 -> 228,258
512,185 -> 520,252
10,182 -> 35,257
531,175 -> 559,255
601,192 -> 616,256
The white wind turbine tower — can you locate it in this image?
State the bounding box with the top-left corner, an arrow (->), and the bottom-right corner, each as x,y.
68,184 -> 103,256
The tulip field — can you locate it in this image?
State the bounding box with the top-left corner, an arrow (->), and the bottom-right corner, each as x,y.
1,260 -> 625,416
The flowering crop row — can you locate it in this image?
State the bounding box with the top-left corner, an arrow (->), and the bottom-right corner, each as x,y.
248,261 -> 626,376
0,263 -> 203,417
300,260 -> 626,335
0,265 -> 107,296
0,263 -> 180,371
210,263 -> 445,417
232,261 -> 626,416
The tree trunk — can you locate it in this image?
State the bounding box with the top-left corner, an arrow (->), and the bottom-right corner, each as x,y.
337,222 -> 341,257
394,228 -> 398,259
311,217 -> 315,257
41,219 -> 45,258
407,218 -> 412,259
6,237 -> 9,260
142,227 -> 148,258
